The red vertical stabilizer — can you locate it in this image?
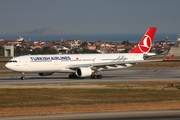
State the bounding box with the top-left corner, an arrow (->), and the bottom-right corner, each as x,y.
129,27 -> 156,53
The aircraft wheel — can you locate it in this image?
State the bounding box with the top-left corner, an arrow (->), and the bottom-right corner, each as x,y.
20,77 -> 25,80
97,75 -> 102,79
91,75 -> 102,79
91,75 -> 95,79
94,75 -> 98,79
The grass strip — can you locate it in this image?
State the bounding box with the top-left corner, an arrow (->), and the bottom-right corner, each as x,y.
0,82 -> 180,108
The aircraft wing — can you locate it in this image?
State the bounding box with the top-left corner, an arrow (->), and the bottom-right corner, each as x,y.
68,54 -> 174,69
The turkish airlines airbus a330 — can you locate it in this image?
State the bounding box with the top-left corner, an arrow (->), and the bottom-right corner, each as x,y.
5,27 -> 173,80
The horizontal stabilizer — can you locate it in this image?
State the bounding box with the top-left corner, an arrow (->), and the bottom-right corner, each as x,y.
164,54 -> 174,60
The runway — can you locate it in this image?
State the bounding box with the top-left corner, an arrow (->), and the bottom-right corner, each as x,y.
1,110 -> 180,120
0,68 -> 180,85
0,68 -> 180,120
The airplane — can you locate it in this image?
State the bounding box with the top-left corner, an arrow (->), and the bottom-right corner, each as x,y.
5,27 -> 173,80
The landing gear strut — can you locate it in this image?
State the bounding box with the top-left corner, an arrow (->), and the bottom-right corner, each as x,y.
20,72 -> 25,80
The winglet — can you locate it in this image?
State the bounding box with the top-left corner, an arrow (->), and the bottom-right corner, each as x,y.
164,54 -> 174,60
129,27 -> 156,53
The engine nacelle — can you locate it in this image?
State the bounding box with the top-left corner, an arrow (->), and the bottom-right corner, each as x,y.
38,72 -> 54,76
76,67 -> 92,77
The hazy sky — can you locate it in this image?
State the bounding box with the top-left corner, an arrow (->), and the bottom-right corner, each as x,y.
0,0 -> 180,34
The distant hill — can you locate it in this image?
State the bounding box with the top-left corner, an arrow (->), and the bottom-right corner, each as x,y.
20,28 -> 60,35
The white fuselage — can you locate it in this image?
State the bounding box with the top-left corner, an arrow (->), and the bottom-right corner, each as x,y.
5,53 -> 145,73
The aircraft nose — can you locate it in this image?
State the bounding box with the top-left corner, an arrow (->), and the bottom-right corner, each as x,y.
5,63 -> 9,69
5,63 -> 12,70
5,62 -> 19,72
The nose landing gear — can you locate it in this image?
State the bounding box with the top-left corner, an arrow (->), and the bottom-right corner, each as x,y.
20,72 -> 26,80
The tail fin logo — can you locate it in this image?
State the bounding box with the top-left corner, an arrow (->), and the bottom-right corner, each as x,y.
138,35 -> 152,53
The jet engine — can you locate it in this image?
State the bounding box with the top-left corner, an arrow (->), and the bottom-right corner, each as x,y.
38,72 -> 54,76
76,67 -> 92,77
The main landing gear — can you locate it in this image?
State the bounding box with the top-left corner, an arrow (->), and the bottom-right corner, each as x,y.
90,74 -> 102,79
20,72 -> 26,80
68,73 -> 102,79
91,68 -> 102,79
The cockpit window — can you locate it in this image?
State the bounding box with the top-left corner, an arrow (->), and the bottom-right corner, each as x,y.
9,60 -> 17,63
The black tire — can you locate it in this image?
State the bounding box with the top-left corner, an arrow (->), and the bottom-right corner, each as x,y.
91,75 -> 94,79
21,77 -> 25,80
97,75 -> 102,79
